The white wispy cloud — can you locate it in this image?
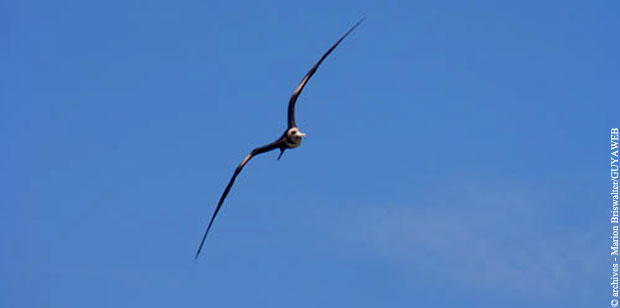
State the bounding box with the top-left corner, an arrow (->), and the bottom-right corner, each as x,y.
321,180 -> 599,299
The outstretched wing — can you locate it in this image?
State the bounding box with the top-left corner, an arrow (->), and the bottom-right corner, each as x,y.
287,17 -> 365,128
195,138 -> 284,259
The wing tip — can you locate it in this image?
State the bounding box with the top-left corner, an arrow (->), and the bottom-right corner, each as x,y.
351,16 -> 367,32
194,240 -> 205,260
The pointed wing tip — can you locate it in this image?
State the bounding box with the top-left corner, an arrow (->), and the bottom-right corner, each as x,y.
194,244 -> 203,260
194,225 -> 211,261
195,224 -> 213,261
353,17 -> 367,29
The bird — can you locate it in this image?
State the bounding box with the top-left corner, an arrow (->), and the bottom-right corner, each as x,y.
195,18 -> 365,259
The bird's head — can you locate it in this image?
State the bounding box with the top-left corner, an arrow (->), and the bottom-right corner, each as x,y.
287,127 -> 306,143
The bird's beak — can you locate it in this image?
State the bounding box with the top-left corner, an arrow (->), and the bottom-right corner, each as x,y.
299,132 -> 307,137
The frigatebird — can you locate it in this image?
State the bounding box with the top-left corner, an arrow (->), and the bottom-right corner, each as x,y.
195,18 -> 365,259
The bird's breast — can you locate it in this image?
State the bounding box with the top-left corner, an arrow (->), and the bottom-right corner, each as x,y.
285,138 -> 302,149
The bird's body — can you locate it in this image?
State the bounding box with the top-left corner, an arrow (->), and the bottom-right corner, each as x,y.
195,18 -> 364,259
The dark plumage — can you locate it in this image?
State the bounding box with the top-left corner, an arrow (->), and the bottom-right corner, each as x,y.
195,18 -> 364,259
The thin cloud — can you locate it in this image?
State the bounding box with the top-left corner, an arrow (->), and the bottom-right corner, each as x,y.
322,181 -> 598,298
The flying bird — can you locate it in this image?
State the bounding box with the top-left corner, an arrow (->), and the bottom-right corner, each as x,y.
195,18 -> 365,259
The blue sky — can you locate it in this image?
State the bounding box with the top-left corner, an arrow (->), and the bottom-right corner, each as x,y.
1,0 -> 618,307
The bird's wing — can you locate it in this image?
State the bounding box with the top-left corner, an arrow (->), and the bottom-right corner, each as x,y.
287,17 -> 365,128
195,138 -> 284,259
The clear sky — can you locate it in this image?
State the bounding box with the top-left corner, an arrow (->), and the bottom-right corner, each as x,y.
2,0 -> 618,307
